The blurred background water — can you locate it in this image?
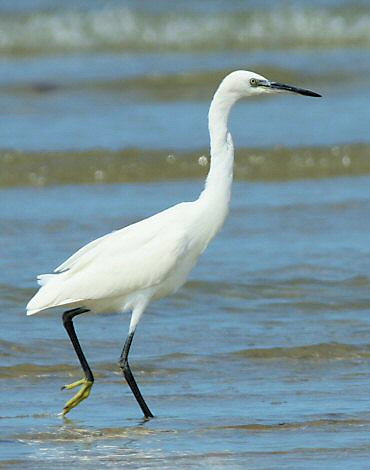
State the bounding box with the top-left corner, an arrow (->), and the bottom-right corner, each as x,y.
1,0 -> 370,468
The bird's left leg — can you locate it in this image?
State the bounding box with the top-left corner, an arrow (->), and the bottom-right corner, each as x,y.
61,307 -> 94,416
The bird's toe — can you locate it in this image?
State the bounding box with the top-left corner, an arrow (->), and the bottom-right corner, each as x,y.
61,378 -> 93,416
61,378 -> 86,390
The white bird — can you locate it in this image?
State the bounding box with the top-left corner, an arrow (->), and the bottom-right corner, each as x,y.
26,70 -> 320,418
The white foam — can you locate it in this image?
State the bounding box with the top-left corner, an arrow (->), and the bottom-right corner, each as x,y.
0,6 -> 369,54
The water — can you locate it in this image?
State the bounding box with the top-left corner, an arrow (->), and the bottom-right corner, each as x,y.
2,0 -> 370,468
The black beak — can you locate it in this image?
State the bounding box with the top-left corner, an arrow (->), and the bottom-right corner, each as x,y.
268,81 -> 321,97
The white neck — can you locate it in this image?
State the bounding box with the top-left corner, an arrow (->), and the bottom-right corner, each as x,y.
198,85 -> 238,219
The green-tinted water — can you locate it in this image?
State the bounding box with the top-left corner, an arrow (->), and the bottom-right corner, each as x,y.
1,0 -> 370,468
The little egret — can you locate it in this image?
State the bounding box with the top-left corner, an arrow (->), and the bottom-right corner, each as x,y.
27,71 -> 320,418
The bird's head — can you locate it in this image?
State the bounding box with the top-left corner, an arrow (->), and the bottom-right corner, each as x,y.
219,70 -> 321,99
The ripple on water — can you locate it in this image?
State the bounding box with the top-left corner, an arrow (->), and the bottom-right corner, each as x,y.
233,343 -> 370,361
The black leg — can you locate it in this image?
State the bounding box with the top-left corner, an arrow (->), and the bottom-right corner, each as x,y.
119,331 -> 154,419
61,307 -> 94,415
62,308 -> 94,383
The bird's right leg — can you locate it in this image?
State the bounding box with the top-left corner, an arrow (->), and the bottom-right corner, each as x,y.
61,307 -> 94,416
119,330 -> 154,419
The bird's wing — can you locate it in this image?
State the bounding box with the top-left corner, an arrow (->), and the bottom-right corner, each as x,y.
54,231 -> 118,273
28,203 -> 192,312
66,224 -> 189,300
54,205 -> 183,274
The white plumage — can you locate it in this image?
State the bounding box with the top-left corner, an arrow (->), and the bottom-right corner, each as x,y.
26,70 -> 320,417
27,191 -> 229,328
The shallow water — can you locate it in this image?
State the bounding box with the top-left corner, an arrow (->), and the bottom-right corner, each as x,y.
3,178 -> 370,468
2,0 -> 370,468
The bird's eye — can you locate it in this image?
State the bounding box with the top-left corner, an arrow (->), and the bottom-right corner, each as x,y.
250,78 -> 258,87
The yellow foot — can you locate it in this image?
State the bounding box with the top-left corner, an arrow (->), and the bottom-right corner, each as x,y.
60,377 -> 93,416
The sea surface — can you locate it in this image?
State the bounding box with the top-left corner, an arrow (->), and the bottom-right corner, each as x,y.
1,1 -> 370,468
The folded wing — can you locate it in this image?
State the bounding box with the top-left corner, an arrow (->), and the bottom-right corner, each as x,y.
27,204 -> 191,314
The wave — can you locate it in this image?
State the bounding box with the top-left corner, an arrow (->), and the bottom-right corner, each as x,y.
2,342 -> 369,380
13,418 -> 368,443
234,342 -> 370,361
6,66 -> 335,105
213,418 -> 368,432
0,6 -> 369,55
2,341 -> 368,379
1,144 -> 369,187
0,360 -> 186,379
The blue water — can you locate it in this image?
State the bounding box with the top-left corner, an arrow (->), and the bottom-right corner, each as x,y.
2,0 -> 370,468
3,178 -> 370,467
1,48 -> 370,151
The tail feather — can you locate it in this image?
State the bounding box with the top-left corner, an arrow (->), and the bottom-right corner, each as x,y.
27,272 -> 83,315
37,273 -> 58,286
26,306 -> 49,316
26,296 -> 84,315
